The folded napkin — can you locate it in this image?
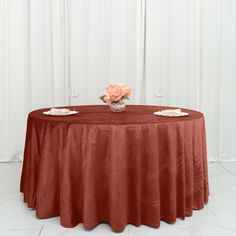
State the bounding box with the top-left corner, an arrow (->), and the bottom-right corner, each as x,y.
49,108 -> 70,115
159,109 -> 182,117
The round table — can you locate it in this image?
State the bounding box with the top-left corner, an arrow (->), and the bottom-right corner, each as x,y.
20,105 -> 209,232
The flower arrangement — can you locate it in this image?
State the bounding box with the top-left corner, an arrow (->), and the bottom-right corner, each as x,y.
99,84 -> 131,104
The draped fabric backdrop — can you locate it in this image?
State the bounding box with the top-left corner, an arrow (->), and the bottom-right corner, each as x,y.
0,0 -> 236,162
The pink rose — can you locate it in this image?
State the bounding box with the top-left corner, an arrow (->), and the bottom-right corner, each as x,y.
105,84 -> 124,102
120,85 -> 131,97
100,83 -> 131,103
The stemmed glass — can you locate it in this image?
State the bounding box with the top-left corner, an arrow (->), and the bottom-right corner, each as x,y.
69,88 -> 79,112
155,90 -> 164,112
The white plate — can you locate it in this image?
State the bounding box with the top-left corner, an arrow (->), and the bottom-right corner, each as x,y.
43,110 -> 79,116
153,111 -> 189,117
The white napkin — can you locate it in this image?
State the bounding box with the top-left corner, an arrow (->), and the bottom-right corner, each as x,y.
159,109 -> 182,117
49,108 -> 71,115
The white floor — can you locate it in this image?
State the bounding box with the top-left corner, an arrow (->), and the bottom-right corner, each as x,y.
0,163 -> 236,236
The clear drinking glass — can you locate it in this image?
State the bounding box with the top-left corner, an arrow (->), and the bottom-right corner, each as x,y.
69,88 -> 79,112
155,90 -> 164,112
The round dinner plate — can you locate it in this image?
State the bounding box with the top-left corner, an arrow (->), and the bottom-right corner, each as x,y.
153,111 -> 189,117
43,110 -> 79,116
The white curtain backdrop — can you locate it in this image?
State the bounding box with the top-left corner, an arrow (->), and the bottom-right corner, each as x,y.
0,0 -> 236,162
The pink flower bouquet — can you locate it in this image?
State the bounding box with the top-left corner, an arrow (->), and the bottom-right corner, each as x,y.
99,84 -> 131,104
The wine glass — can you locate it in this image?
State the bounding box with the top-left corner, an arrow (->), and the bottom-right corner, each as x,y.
69,88 -> 79,112
155,90 -> 164,112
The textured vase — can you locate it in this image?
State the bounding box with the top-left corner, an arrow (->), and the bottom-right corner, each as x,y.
109,99 -> 126,112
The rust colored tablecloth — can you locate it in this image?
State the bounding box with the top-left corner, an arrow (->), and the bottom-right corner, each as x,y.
20,105 -> 209,232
